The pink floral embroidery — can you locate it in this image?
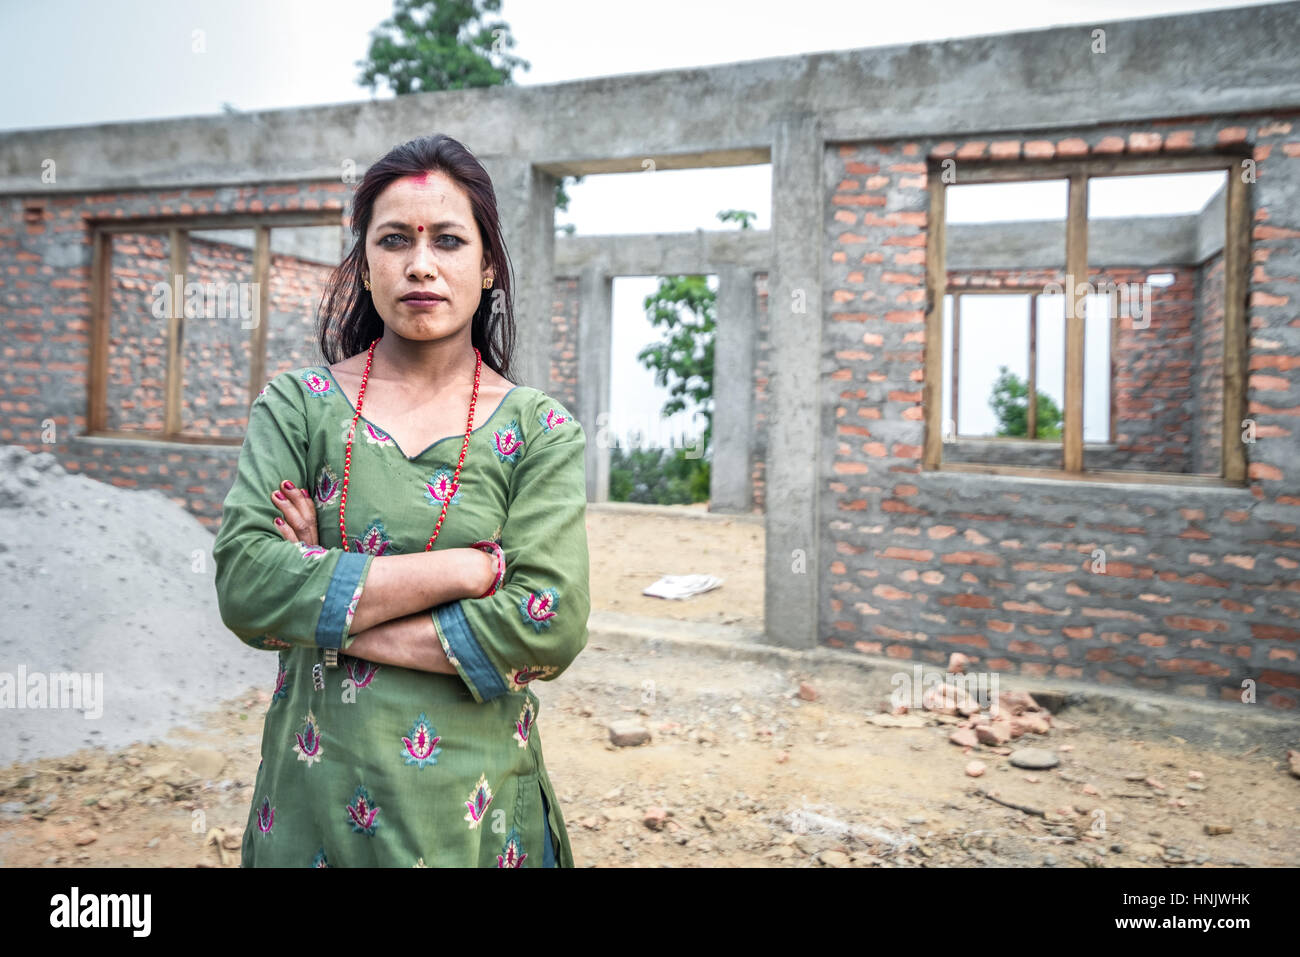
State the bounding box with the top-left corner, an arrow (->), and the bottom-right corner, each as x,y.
351,519 -> 395,556
514,699 -> 535,748
346,785 -> 380,835
507,665 -> 557,692
342,657 -> 379,691
518,587 -> 559,631
315,463 -> 341,506
293,710 -> 324,767
538,407 -> 572,433
272,656 -> 288,701
336,416 -> 394,448
497,828 -> 527,868
297,541 -> 327,560
423,465 -> 463,507
256,796 -> 275,834
464,773 -> 493,829
493,419 -> 523,463
299,370 -> 333,398
359,421 -> 393,446
401,712 -> 443,768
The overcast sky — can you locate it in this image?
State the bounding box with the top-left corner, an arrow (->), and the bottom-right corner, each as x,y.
0,0 -> 1271,448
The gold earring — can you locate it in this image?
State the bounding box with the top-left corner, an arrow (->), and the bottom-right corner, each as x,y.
363,277 -> 371,291
482,277 -> 492,289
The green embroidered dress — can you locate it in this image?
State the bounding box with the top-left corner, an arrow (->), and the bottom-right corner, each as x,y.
212,364 -> 590,868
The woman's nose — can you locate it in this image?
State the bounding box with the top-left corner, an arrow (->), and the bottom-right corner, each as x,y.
407,245 -> 437,279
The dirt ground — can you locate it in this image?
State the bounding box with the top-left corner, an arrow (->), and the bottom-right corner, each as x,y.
1,504 -> 1297,867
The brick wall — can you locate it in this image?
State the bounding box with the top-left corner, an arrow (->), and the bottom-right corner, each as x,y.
0,183 -> 350,529
823,116 -> 1300,711
1109,264 -> 1198,471
549,275 -> 580,411
102,231 -> 332,438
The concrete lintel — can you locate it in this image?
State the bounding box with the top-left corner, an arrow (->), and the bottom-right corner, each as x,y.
554,228 -> 771,276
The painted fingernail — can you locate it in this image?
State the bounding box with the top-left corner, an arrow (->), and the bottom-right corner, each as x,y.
274,518 -> 283,525
300,488 -> 310,497
283,481 -> 294,489
274,491 -> 284,500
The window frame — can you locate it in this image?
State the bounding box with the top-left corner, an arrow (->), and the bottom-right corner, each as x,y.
923,150 -> 1251,488
86,210 -> 343,446
943,287 -> 1084,443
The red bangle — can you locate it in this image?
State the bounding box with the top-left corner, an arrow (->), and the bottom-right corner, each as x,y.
470,540 -> 505,598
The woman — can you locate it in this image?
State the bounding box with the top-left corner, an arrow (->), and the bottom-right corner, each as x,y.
212,133 -> 590,867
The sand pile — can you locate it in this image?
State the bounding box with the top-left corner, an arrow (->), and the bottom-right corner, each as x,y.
0,444 -> 271,765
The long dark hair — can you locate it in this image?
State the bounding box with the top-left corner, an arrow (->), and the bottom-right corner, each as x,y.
317,133 -> 517,381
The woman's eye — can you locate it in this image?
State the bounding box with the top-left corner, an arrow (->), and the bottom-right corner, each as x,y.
379,234 -> 461,248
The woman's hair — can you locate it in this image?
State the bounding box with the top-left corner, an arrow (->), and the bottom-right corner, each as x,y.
316,133 -> 517,380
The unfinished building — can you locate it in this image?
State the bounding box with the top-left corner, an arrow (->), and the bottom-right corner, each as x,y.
1,3 -> 1298,709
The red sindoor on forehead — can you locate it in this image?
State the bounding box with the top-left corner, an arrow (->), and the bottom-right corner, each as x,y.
402,171 -> 435,231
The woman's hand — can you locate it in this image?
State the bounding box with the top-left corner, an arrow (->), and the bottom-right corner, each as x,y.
271,480 -> 319,547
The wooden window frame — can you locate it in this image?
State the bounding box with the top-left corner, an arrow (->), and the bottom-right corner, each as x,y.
923,150 -> 1251,488
87,211 -> 342,447
945,287 -> 1066,442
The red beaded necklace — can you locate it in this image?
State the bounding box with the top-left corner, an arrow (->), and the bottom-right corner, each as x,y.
338,335 -> 481,554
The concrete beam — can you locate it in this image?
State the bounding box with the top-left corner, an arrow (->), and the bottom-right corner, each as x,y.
3,4 -> 1298,194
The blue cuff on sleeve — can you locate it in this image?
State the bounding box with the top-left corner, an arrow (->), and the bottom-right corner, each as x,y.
435,601 -> 510,701
316,550 -> 369,650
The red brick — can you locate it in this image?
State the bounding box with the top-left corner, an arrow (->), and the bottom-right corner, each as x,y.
1164,616 -> 1230,633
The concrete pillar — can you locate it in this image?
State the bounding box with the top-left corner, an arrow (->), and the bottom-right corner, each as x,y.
481,156 -> 556,392
711,263 -> 756,512
764,112 -> 823,651
577,264 -> 612,502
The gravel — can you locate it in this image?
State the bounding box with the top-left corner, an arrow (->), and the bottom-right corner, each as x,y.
0,444 -> 272,765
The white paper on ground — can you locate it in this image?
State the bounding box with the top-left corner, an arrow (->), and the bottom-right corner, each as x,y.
642,574 -> 724,600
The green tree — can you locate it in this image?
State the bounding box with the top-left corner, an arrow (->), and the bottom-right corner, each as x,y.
636,274 -> 715,453
608,210 -> 756,503
355,0 -> 582,226
716,209 -> 757,230
988,365 -> 1063,438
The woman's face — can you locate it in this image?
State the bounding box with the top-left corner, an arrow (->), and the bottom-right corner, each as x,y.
362,170 -> 492,342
